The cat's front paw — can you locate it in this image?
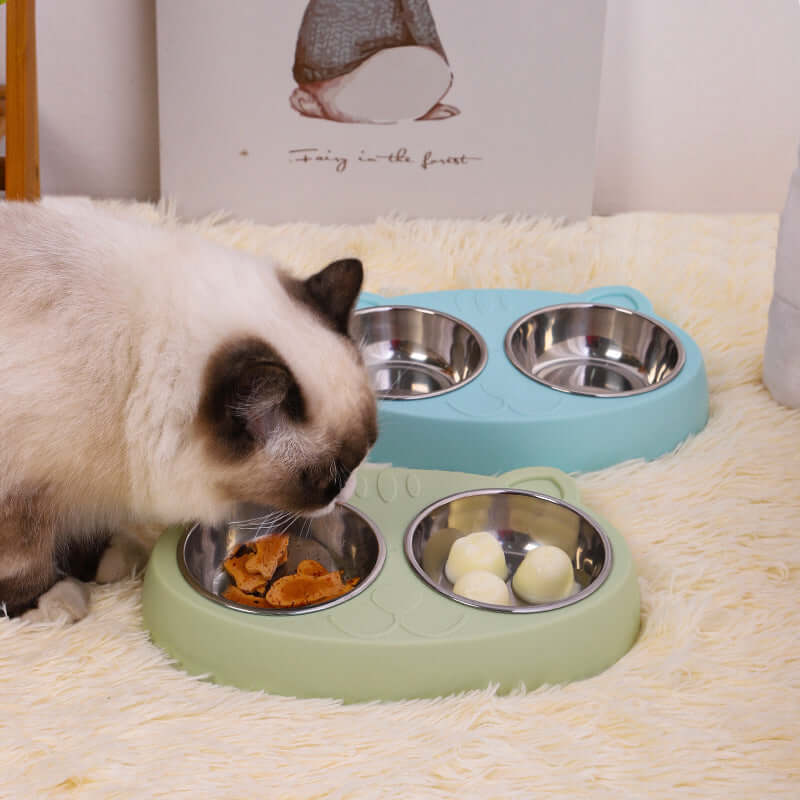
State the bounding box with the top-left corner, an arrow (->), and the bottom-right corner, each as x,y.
21,578 -> 90,624
95,533 -> 149,584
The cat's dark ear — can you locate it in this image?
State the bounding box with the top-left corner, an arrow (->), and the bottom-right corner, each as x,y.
304,258 -> 363,334
199,338 -> 304,459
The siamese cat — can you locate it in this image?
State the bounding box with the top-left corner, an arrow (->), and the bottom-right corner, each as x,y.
0,202 -> 377,621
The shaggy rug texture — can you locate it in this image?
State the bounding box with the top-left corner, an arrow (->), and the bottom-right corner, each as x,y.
1,203 -> 798,799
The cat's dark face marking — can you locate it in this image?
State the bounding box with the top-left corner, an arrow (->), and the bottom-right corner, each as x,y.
198,336 -> 306,462
197,258 -> 377,514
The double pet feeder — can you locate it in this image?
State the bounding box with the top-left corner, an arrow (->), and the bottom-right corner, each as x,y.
143,285 -> 709,702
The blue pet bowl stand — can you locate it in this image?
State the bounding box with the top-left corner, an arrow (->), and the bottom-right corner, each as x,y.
357,285 -> 709,475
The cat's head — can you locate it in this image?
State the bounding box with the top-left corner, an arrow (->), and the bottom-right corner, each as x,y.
195,258 -> 377,517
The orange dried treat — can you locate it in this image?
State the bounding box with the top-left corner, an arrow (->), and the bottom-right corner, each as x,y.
296,559 -> 328,578
244,533 -> 289,580
221,533 -> 361,609
265,572 -> 337,608
223,584 -> 275,609
223,547 -> 267,595
265,571 -> 359,608
324,574 -> 360,600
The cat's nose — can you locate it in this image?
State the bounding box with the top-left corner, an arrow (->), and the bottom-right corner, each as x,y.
300,462 -> 352,502
300,467 -> 329,494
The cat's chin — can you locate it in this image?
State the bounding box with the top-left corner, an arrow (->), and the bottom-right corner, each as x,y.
306,503 -> 337,519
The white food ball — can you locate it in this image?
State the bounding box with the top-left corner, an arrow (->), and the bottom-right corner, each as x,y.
512,545 -> 575,603
453,570 -> 511,605
444,532 -> 508,584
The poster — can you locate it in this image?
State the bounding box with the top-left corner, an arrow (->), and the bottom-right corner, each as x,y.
157,0 -> 606,223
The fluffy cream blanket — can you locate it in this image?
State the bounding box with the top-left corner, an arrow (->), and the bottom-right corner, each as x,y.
1,206 -> 798,799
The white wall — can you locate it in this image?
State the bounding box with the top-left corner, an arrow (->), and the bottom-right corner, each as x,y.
2,0 -> 799,212
594,0 -> 800,214
1,0 -> 159,200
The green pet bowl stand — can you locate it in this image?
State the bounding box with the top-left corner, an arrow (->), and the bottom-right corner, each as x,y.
142,465 -> 640,703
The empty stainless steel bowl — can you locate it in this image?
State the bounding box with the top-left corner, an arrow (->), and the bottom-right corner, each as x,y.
404,489 -> 612,613
504,303 -> 685,397
178,504 -> 386,615
350,306 -> 488,399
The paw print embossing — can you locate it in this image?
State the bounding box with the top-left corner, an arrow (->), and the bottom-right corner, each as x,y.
329,595 -> 397,639
505,391 -> 565,418
355,472 -> 370,499
371,581 -> 424,617
405,472 -> 421,498
398,601 -> 466,638
446,383 -> 505,418
377,470 -> 397,503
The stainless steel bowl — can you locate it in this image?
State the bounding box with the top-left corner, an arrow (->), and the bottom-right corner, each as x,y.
178,503 -> 386,615
404,489 -> 612,613
350,306 -> 488,399
504,303 -> 685,397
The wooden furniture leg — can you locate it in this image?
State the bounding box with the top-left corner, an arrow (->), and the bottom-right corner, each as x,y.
0,85 -> 6,188
5,0 -> 40,201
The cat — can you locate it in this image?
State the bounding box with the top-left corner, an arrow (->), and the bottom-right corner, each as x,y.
0,201 -> 377,622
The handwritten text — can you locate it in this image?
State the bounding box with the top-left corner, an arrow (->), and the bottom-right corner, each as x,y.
288,147 -> 482,173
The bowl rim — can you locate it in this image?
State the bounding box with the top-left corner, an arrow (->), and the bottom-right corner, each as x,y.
177,502 -> 387,616
351,304 -> 489,400
403,487 -> 614,614
503,302 -> 687,398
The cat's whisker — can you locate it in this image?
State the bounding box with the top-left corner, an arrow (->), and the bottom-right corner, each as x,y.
254,516 -> 269,539
261,509 -> 292,525
287,512 -> 307,537
386,367 -> 411,392
264,511 -> 298,532
236,515 -> 277,530
333,458 -> 347,486
233,508 -> 298,538
229,511 -> 284,527
228,516 -> 260,526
